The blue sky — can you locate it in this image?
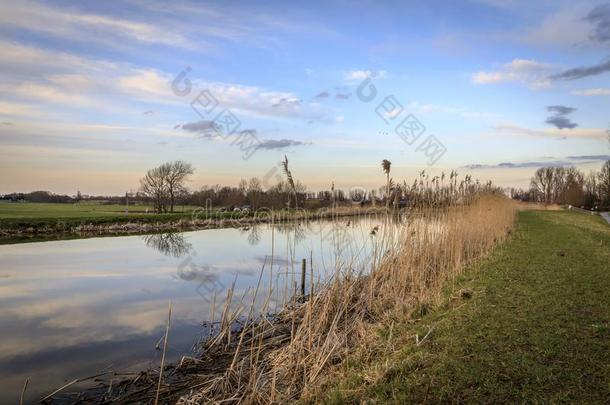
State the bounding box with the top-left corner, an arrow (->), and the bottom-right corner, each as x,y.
0,0 -> 609,194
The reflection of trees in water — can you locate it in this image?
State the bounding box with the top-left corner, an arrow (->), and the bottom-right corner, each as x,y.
254,255 -> 296,267
142,232 -> 193,257
240,216 -> 396,250
272,217 -> 380,253
239,225 -> 262,246
272,221 -> 308,244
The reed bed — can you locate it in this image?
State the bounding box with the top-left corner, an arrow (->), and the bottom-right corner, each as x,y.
173,194 -> 519,404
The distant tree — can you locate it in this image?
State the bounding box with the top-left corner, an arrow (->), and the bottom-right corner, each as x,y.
140,164 -> 171,213
163,161 -> 194,213
20,190 -> 74,203
246,177 -> 263,208
530,167 -> 555,204
238,178 -> 248,195
349,188 -> 365,202
139,161 -> 194,213
599,160 -> 610,208
584,171 -> 599,208
369,189 -> 377,206
527,162 -> 609,208
562,167 -> 585,206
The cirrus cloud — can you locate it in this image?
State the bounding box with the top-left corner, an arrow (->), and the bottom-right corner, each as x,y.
462,154 -> 610,170
256,138 -> 309,150
550,58 -> 610,80
572,87 -> 610,96
344,69 -> 387,83
585,3 -> 610,44
471,59 -> 554,89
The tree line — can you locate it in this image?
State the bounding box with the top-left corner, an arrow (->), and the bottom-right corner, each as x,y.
4,157 -> 553,211
510,160 -> 610,209
2,158 -> 506,211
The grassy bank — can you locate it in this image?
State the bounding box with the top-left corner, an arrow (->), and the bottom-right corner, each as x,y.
314,210 -> 610,403
0,202 -> 198,225
0,203 -> 200,243
0,202 -> 161,218
0,202 -> 372,243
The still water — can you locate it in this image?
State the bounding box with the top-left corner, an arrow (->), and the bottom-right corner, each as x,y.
0,217 -> 392,403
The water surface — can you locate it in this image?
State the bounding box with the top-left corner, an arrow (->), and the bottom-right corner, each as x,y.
0,217 -> 389,403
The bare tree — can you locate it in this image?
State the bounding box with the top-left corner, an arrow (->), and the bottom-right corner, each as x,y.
530,167 -> 555,204
584,171 -> 599,208
163,161 -> 194,213
599,160 -> 610,207
140,164 -> 170,213
528,163 -> 609,208
551,167 -> 566,203
140,161 -> 194,213
238,178 -> 248,195
246,177 -> 263,208
563,167 -> 585,206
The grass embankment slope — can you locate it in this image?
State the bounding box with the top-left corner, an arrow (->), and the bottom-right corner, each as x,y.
316,210 -> 610,403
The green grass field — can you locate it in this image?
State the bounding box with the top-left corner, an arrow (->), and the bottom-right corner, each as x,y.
0,202 -> 162,218
317,210 -> 610,403
0,202 -> 200,228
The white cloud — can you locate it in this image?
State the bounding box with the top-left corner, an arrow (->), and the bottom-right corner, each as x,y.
203,82 -> 303,119
0,40 -> 338,131
118,69 -> 172,99
572,88 -> 610,96
46,74 -> 97,91
0,101 -> 43,118
0,41 -> 309,119
382,107 -> 402,120
523,4 -> 595,47
471,59 -> 555,89
407,102 -> 492,119
344,69 -> 387,82
10,82 -> 103,108
471,71 -> 505,84
0,0 -> 196,49
0,40 -> 119,78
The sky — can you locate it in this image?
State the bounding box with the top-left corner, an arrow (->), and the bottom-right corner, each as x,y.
0,0 -> 609,195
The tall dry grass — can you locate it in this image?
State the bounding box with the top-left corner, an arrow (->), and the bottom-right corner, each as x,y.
177,194 -> 519,404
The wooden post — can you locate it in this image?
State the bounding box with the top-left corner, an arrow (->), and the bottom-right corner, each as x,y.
301,258 -> 306,297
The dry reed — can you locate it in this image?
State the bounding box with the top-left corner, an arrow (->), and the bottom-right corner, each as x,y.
176,194 -> 519,404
